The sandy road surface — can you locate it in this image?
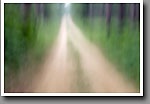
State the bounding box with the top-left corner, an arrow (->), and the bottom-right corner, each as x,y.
27,15 -> 138,93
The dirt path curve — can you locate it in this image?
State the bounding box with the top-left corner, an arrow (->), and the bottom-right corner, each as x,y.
28,15 -> 138,93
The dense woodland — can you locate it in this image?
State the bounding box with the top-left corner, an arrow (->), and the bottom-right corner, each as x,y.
4,3 -> 140,91
71,3 -> 140,36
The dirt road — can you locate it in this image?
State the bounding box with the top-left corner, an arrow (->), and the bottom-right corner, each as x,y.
27,15 -> 138,93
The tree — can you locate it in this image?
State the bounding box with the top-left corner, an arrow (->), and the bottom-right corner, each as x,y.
130,3 -> 136,27
106,4 -> 112,38
89,3 -> 94,40
100,4 -> 105,17
135,3 -> 140,22
118,4 -> 126,34
89,4 -> 94,21
20,4 -> 32,37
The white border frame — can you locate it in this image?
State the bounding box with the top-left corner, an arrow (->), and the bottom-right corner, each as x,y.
1,0 -> 143,96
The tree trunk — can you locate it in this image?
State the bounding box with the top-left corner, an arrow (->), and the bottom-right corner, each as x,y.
89,4 -> 94,20
21,4 -> 32,37
135,3 -> 140,22
118,4 -> 126,34
106,4 -> 112,38
130,3 -> 136,28
89,4 -> 94,40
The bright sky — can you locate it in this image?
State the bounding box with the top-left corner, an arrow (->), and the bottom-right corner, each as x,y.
65,3 -> 70,8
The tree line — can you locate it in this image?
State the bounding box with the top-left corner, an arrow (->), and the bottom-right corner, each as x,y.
71,3 -> 140,37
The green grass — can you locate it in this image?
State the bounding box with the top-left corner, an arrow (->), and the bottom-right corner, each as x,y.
73,16 -> 140,89
68,41 -> 91,93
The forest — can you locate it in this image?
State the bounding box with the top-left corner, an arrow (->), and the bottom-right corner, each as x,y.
4,3 -> 140,93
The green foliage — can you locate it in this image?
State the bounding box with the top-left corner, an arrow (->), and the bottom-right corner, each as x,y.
32,18 -> 60,61
4,4 -> 28,72
4,4 -> 61,91
4,4 -> 61,75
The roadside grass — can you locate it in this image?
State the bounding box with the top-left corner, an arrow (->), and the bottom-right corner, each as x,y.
73,17 -> 140,89
68,40 -> 91,93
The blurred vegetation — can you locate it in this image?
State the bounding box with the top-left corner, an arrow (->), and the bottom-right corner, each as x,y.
71,3 -> 140,89
4,4 -> 63,82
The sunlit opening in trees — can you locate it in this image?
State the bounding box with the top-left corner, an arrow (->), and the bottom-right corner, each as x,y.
64,3 -> 71,14
65,3 -> 70,8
